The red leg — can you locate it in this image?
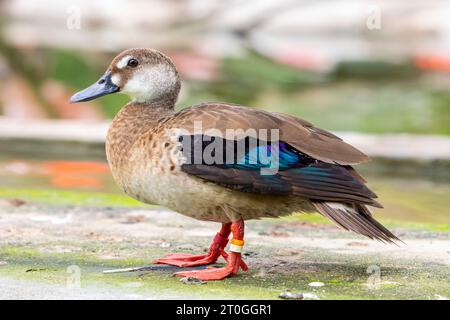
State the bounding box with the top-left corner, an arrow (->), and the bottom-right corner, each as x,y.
154,223 -> 231,267
174,219 -> 248,281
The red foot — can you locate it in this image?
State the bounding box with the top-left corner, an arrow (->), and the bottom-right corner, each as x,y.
174,251 -> 247,281
154,232 -> 229,267
154,252 -> 221,267
155,219 -> 248,281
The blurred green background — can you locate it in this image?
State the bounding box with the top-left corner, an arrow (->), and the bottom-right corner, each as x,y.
0,0 -> 449,134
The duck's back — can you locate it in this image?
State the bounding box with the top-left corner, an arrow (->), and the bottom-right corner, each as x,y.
166,103 -> 369,165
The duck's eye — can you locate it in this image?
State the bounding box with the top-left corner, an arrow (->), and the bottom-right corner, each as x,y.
127,58 -> 139,68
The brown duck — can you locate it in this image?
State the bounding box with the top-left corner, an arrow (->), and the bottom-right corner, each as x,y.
70,48 -> 400,281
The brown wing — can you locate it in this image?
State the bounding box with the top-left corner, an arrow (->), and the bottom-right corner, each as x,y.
168,103 -> 369,165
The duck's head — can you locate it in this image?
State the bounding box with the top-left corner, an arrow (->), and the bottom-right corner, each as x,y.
70,48 -> 180,104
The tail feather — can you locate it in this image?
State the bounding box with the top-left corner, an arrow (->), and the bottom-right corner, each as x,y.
313,202 -> 402,244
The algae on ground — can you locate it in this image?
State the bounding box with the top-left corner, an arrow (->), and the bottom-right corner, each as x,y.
0,243 -> 448,300
0,187 -> 145,208
0,176 -> 449,299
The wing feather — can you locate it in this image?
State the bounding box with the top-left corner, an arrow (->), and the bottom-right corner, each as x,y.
178,135 -> 380,207
170,103 -> 369,165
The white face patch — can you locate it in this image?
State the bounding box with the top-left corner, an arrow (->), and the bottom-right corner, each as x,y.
121,64 -> 177,103
116,55 -> 132,69
110,74 -> 121,86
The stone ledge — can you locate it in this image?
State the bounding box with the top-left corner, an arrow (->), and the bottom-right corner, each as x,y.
1,117 -> 449,162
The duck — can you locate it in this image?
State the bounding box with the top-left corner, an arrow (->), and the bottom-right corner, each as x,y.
70,48 -> 400,281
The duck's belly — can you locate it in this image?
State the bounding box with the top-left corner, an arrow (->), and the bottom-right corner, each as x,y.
112,149 -> 313,223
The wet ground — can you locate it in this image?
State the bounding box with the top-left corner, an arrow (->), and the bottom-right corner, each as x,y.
0,156 -> 449,299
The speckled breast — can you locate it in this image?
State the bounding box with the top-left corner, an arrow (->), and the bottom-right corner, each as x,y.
108,131 -> 232,221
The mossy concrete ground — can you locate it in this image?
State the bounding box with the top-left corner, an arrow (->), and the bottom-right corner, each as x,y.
0,185 -> 450,299
0,195 -> 449,300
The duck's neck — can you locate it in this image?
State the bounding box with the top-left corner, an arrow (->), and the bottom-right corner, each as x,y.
106,98 -> 176,168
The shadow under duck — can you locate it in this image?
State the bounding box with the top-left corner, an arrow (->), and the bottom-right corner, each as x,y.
70,48 -> 400,281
